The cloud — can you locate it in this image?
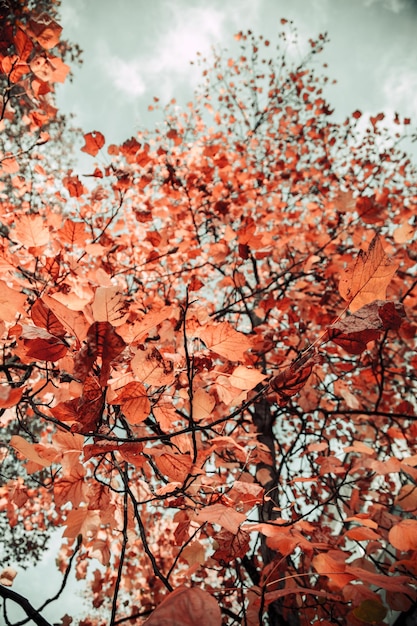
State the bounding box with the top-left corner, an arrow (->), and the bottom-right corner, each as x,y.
99,0 -> 263,102
106,57 -> 147,98
363,0 -> 408,11
382,66 -> 417,117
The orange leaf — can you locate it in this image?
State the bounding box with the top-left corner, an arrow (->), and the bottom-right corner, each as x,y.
10,435 -> 53,469
13,214 -> 50,247
81,131 -> 105,156
62,507 -> 100,539
393,221 -> 414,244
389,519 -> 417,551
0,282 -> 26,322
31,298 -> 66,337
312,551 -> 355,589
198,322 -> 252,361
192,503 -> 246,534
91,287 -> 129,327
14,28 -> 33,61
111,381 -> 150,424
131,347 -> 175,386
83,441 -> 119,462
344,527 -> 380,541
192,387 -> 215,421
63,173 -> 85,197
229,365 -> 266,390
54,463 -> 86,507
151,451 -> 193,483
338,234 -> 398,312
0,385 -> 23,409
395,484 -> 417,513
42,294 -> 89,344
144,586 -> 221,626
58,219 -> 87,245
118,306 -> 173,344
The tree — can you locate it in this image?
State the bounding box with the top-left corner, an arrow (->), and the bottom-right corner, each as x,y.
0,0 -> 81,570
0,9 -> 416,626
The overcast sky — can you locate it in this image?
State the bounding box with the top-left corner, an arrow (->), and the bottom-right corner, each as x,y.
56,0 -> 417,154
6,0 -> 417,622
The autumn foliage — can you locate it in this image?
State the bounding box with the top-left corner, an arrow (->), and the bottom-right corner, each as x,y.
1,6 -> 417,626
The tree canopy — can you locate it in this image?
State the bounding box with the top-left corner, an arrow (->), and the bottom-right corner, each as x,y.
0,6 -> 416,626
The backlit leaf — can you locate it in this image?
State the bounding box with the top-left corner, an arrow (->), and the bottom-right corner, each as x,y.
229,365 -> 267,390
111,381 -> 150,424
0,385 -> 23,409
42,294 -> 89,344
144,586 -> 221,626
192,503 -> 246,534
388,519 -> 417,551
91,287 -> 129,327
81,131 -> 105,156
0,281 -> 27,322
192,387 -> 215,421
338,234 -> 398,312
13,214 -> 50,247
10,435 -> 53,469
198,322 -> 252,361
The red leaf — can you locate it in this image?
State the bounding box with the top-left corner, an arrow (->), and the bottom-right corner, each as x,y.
270,350 -> 320,405
31,298 -> 66,337
63,376 -> 105,435
81,131 -> 105,156
14,28 -> 33,61
28,12 -> 63,49
20,324 -> 68,361
212,529 -> 250,563
144,586 -> 221,626
328,301 -> 405,354
74,322 -> 126,385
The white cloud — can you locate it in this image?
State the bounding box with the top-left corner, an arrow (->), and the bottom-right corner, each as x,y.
363,0 -> 408,11
100,0 -> 263,102
382,66 -> 417,118
106,57 -> 147,98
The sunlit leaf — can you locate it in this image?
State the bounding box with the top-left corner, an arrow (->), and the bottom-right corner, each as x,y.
338,234 -> 398,312
81,131 -> 105,156
198,322 -> 252,361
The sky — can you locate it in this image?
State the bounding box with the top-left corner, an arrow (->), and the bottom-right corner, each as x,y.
5,0 -> 417,622
56,0 -> 417,156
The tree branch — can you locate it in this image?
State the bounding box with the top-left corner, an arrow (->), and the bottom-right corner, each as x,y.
0,585 -> 52,626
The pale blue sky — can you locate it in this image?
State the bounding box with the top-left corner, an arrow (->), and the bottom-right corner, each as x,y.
57,0 -> 417,152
